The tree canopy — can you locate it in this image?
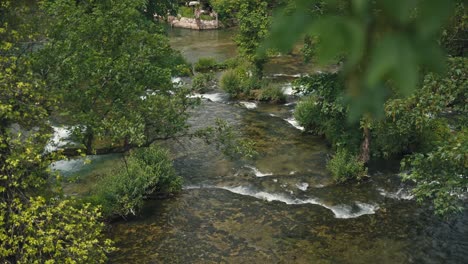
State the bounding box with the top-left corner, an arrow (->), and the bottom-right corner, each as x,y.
37,0 -> 196,153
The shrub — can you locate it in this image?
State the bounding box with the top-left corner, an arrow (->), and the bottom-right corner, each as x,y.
200,14 -> 214,21
91,145 -> 181,218
220,69 -> 243,97
169,52 -> 192,76
220,62 -> 262,98
192,73 -> 214,93
178,6 -> 194,18
194,57 -> 219,72
295,95 -> 321,131
223,57 -> 241,69
257,84 -> 286,103
327,148 -> 367,183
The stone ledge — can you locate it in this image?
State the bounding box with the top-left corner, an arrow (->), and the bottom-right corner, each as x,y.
168,16 -> 221,30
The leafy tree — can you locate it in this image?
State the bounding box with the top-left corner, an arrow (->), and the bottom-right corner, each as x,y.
372,58 -> 467,158
402,130 -> 467,216
235,0 -> 270,76
294,73 -> 361,153
144,0 -> 179,19
440,1 -> 467,57
210,0 -> 244,24
36,0 -> 197,153
1,1 -> 113,262
265,0 -> 455,119
1,198 -> 114,263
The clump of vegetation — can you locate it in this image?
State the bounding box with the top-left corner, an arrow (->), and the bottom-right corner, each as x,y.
223,57 -> 241,69
401,129 -> 467,216
294,73 -> 361,152
220,69 -> 243,97
294,95 -> 320,131
200,14 -> 214,21
294,58 -> 467,214
195,119 -> 257,160
91,145 -> 182,218
1,197 -> 114,263
327,148 -> 367,183
194,57 -> 221,72
192,73 -> 214,93
257,84 -> 286,103
220,61 -> 262,98
178,6 -> 194,18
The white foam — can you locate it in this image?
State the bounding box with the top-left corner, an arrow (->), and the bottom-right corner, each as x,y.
245,165 -> 273,177
190,93 -> 226,102
220,186 -> 296,203
282,83 -> 294,95
45,126 -> 73,152
272,73 -> 302,78
171,77 -> 183,84
326,202 -> 379,219
284,117 -> 305,131
239,101 -> 257,109
219,186 -> 378,219
296,182 -> 309,191
378,188 -> 414,200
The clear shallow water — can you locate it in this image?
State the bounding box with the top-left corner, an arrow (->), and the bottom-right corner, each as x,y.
56,27 -> 468,263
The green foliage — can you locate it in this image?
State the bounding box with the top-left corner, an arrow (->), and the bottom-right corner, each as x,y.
178,5 -> 194,18
265,0 -> 456,119
220,62 -> 260,97
91,146 -> 181,218
194,119 -> 257,160
293,73 -> 361,151
1,2 -> 115,261
327,148 -> 367,183
294,95 -> 320,131
220,69 -> 243,97
0,197 -> 114,263
371,57 -> 467,158
170,52 -> 193,76
143,0 -> 179,19
401,129 -> 467,215
200,14 -> 214,21
192,73 -> 214,93
194,57 -> 221,72
440,1 -> 467,57
36,0 -> 198,151
210,0 -> 243,24
235,0 -> 270,74
257,84 -> 286,103
301,35 -> 316,63
223,57 -> 241,69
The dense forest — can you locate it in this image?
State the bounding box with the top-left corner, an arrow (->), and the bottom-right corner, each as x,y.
1,0 -> 466,263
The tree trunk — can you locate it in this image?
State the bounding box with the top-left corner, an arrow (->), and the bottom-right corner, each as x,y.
84,129 -> 94,154
359,125 -> 370,163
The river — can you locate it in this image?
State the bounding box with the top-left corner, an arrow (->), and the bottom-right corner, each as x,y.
54,27 -> 468,263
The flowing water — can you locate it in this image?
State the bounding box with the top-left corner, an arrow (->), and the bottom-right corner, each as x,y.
54,28 -> 468,263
